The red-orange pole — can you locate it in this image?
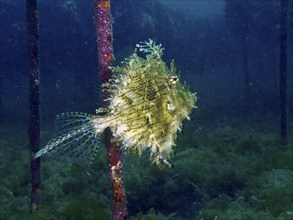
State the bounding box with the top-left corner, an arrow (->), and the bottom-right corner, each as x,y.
93,1 -> 127,219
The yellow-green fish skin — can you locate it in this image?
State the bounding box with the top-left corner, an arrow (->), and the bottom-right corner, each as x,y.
35,40 -> 196,166
94,40 -> 196,165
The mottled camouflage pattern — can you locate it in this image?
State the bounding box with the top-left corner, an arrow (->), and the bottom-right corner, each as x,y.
35,40 -> 196,166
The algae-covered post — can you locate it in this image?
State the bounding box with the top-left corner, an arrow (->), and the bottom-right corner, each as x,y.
93,0 -> 127,219
279,0 -> 289,144
25,0 -> 41,213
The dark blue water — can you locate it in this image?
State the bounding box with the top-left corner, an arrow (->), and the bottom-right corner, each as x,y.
0,0 -> 292,219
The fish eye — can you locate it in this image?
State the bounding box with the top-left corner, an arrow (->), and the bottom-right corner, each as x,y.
169,76 -> 178,85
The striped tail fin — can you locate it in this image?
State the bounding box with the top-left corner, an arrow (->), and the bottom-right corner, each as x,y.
35,112 -> 100,165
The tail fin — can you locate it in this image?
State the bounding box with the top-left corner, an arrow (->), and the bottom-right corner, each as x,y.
35,112 -> 100,165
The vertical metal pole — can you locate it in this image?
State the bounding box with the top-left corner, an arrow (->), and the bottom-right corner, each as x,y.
93,1 -> 127,219
26,0 -> 41,213
279,0 -> 289,144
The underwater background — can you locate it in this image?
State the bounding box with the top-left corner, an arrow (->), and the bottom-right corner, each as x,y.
0,0 -> 293,219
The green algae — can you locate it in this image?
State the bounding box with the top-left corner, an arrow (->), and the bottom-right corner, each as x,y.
1,125 -> 292,219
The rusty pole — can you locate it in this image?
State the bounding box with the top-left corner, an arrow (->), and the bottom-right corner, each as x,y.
93,1 -> 127,219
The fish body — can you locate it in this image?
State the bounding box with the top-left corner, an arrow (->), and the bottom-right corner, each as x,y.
35,40 -> 196,166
